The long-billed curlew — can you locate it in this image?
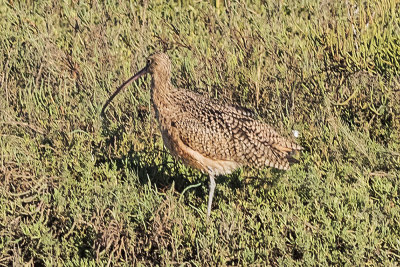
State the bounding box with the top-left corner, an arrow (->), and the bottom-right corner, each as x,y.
102,53 -> 302,218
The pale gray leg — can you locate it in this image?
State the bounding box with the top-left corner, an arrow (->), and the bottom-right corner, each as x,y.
207,174 -> 216,218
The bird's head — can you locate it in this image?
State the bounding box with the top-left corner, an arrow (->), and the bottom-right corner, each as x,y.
146,52 -> 171,76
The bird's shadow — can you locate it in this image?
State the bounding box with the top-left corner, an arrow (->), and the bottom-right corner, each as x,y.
216,168 -> 283,198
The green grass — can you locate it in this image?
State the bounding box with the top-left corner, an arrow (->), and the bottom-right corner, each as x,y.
1,0 -> 400,265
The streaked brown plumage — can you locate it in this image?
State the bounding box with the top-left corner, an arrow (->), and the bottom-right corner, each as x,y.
102,52 -> 302,218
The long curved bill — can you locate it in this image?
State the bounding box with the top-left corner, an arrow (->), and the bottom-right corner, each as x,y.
101,65 -> 149,117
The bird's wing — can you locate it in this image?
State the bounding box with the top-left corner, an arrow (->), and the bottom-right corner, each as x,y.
172,92 -> 302,170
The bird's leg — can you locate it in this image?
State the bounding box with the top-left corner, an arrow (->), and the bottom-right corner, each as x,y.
207,174 -> 216,218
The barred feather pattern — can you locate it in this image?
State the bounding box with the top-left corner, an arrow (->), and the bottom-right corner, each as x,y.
148,53 -> 302,176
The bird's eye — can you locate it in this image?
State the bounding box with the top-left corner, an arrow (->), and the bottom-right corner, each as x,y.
147,59 -> 151,65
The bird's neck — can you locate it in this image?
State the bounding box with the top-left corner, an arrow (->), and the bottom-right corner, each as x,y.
151,71 -> 174,109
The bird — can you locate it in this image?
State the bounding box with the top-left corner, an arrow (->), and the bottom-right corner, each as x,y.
101,52 -> 302,218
